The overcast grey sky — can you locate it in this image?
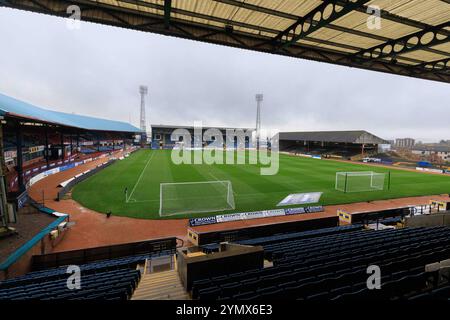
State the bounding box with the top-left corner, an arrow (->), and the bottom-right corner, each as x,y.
0,8 -> 449,142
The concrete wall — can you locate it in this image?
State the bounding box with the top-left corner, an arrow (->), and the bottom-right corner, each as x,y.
405,211 -> 450,228
0,234 -> 55,281
177,244 -> 264,291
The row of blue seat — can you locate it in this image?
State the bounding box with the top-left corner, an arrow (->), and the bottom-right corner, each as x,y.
264,226 -> 434,254
275,227 -> 448,266
236,224 -> 364,247
268,227 -> 444,262
0,269 -> 140,300
409,285 -> 450,300
0,249 -> 173,288
196,240 -> 450,300
193,226 -> 450,300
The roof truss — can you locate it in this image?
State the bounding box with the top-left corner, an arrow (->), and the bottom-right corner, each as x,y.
1,0 -> 449,83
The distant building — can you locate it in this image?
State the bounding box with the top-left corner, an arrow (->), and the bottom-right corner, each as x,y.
412,146 -> 450,162
395,138 -> 415,149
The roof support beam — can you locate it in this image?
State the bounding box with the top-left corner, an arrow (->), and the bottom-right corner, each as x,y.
213,0 -> 298,20
351,22 -> 450,64
414,57 -> 450,74
118,0 -> 277,34
164,0 -> 171,29
272,0 -> 372,51
216,0 -> 450,58
1,0 -> 449,83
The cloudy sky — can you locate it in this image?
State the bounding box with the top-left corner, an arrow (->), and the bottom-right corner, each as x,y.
0,8 -> 449,142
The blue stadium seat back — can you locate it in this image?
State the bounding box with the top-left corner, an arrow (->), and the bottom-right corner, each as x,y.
232,291 -> 257,300
305,291 -> 329,301
432,286 -> 450,299
329,285 -> 352,297
219,282 -> 241,297
407,292 -> 432,301
258,288 -> 284,300
198,287 -> 221,300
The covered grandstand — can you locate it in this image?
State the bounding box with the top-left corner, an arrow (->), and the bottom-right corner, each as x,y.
0,92 -> 141,228
279,130 -> 388,159
1,0 -> 450,305
151,124 -> 254,149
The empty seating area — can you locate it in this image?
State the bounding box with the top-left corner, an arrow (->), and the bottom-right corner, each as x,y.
280,145 -> 362,159
192,226 -> 450,300
0,250 -> 173,300
236,224 -> 363,247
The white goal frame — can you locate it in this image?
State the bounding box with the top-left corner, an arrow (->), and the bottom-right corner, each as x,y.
159,180 -> 235,217
335,171 -> 385,193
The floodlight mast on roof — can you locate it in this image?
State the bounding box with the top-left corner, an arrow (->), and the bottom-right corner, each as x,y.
139,85 -> 148,146
255,94 -> 263,151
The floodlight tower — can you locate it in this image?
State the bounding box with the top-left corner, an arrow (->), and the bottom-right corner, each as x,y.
255,94 -> 263,150
139,85 -> 148,146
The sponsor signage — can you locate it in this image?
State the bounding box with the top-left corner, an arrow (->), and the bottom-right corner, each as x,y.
285,206 -> 324,215
29,146 -> 45,153
285,207 -> 306,215
60,163 -> 75,172
17,190 -> 28,209
416,167 -> 444,174
189,216 -> 217,227
189,206 -> 325,227
337,209 -> 351,223
429,200 -> 450,211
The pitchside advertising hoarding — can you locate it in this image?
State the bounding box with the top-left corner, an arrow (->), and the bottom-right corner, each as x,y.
189,206 -> 324,227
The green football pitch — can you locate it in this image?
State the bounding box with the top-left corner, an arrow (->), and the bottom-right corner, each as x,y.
72,149 -> 450,219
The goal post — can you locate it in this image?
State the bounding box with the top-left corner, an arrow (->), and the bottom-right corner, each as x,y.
159,180 -> 235,217
335,171 -> 386,193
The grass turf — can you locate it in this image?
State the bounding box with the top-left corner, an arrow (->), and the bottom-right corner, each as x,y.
72,149 -> 450,219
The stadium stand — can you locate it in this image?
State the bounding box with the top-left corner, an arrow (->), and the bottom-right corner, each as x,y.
279,131 -> 387,160
191,226 -> 450,300
0,250 -> 174,300
151,125 -> 253,150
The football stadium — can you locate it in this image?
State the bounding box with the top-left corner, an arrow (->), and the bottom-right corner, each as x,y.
1,0 -> 450,307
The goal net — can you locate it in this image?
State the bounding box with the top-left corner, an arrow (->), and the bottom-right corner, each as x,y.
159,180 -> 235,217
335,171 -> 385,193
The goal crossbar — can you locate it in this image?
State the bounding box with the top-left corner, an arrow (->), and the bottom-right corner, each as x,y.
335,171 -> 385,193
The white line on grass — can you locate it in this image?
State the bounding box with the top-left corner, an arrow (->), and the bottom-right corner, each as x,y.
126,151 -> 156,203
126,190 -> 295,204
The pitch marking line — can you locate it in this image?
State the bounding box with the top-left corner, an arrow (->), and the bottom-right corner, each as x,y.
126,151 -> 156,203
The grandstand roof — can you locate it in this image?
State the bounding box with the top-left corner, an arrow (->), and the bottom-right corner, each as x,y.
279,130 -> 387,144
151,124 -> 255,131
3,0 -> 449,83
412,145 -> 450,152
0,93 -> 141,133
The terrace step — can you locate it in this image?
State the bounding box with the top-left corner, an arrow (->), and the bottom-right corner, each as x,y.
131,270 -> 190,300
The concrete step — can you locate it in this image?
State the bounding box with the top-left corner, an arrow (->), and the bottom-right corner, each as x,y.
131,270 -> 190,300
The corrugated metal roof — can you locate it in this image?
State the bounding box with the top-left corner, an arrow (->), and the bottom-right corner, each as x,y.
279,130 -> 387,144
412,145 -> 450,152
151,124 -> 254,131
3,0 -> 449,83
0,93 -> 141,133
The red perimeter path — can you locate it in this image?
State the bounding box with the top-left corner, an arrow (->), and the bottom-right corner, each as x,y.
28,151 -> 450,252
